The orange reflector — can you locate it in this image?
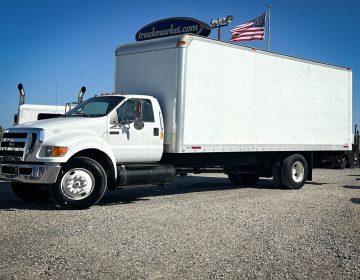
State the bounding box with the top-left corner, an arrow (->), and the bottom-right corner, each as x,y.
50,146 -> 68,157
177,40 -> 186,47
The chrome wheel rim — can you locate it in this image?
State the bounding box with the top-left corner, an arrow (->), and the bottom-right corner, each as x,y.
291,161 -> 304,183
60,168 -> 95,200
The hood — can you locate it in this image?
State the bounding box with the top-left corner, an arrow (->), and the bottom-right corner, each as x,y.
12,116 -> 107,140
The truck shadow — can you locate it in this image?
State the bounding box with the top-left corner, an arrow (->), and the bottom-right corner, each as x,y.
343,185 -> 360,190
0,199 -> 56,211
350,198 -> 360,204
0,183 -> 55,211
0,177 -> 330,210
98,177 -> 275,206
305,182 -> 330,186
98,177 -> 322,207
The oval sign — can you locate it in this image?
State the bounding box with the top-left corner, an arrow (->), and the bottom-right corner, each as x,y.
136,17 -> 211,41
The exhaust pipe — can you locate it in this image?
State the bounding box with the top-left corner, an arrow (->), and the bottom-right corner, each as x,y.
17,83 -> 25,106
78,86 -> 86,104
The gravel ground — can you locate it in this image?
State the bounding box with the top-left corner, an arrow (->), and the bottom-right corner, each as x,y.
0,168 -> 359,280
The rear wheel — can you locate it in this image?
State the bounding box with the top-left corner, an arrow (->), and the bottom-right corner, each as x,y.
49,157 -> 107,209
280,154 -> 308,189
228,172 -> 259,186
11,183 -> 50,202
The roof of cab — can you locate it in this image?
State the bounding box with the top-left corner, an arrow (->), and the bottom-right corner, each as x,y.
92,93 -> 156,100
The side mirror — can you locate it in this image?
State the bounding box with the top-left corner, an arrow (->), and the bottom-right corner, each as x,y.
133,100 -> 144,130
134,121 -> 144,130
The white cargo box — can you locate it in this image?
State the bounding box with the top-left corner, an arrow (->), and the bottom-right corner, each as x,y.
115,35 -> 352,153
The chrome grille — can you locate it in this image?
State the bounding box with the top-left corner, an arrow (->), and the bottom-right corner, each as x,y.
2,132 -> 27,139
1,142 -> 26,148
0,130 -> 39,162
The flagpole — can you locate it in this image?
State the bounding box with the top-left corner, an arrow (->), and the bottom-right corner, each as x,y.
267,4 -> 271,51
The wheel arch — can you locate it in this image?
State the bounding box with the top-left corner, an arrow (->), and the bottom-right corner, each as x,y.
69,149 -> 117,189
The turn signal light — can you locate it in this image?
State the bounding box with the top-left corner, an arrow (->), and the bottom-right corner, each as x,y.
50,146 -> 68,157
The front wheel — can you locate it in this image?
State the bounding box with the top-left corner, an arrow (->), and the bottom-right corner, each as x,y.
49,157 -> 107,209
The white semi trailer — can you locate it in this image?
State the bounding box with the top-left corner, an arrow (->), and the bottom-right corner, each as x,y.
13,83 -> 86,125
0,35 -> 352,209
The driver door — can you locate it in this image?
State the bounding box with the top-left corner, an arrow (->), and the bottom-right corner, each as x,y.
107,98 -> 162,163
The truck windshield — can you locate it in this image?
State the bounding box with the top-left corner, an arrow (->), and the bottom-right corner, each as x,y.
64,96 -> 125,118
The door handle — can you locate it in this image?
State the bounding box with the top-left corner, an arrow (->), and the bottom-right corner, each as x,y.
153,128 -> 159,136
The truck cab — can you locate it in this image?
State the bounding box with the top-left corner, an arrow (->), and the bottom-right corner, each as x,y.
0,94 -> 168,209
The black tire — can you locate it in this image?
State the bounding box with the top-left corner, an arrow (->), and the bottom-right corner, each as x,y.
228,172 -> 259,186
272,157 -> 285,188
11,183 -> 50,202
280,154 -> 308,190
49,157 -> 107,209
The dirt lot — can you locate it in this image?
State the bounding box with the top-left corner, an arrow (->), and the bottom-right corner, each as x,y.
0,168 -> 359,279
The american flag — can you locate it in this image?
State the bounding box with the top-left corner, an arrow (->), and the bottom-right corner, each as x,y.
230,13 -> 266,42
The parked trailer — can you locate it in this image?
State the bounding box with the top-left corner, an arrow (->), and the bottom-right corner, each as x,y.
13,83 -> 86,125
0,35 -> 353,209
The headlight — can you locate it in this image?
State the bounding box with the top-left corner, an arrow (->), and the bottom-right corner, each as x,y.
45,146 -> 68,157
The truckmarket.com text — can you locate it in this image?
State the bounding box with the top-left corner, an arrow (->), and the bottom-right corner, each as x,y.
137,24 -> 199,40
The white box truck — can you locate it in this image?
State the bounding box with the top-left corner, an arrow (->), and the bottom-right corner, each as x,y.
0,35 -> 352,209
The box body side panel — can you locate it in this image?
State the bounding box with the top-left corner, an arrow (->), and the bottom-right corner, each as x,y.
115,36 -> 352,154
181,39 -> 352,152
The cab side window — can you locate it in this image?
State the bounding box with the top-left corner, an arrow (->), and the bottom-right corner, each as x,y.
117,99 -> 137,122
142,99 -> 154,122
114,99 -> 154,123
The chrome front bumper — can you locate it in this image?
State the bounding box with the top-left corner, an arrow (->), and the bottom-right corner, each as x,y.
0,163 -> 61,184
